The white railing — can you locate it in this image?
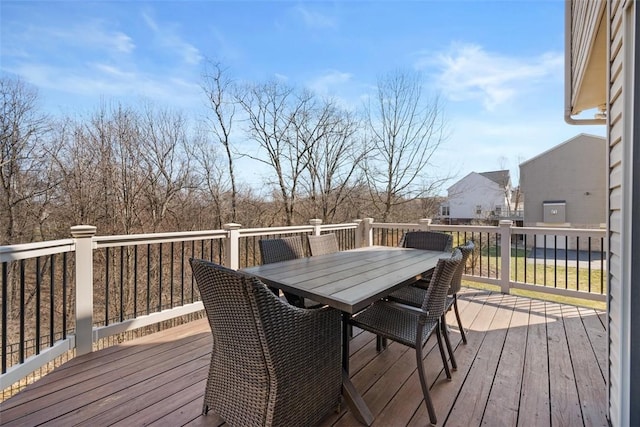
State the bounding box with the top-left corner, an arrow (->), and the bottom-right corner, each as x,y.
1,218 -> 606,394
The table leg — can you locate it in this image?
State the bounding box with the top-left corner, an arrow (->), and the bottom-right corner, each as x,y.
342,313 -> 350,371
341,313 -> 374,426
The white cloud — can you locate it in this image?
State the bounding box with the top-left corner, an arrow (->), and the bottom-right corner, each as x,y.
419,43 -> 563,112
141,11 -> 203,65
307,70 -> 352,96
20,22 -> 135,55
293,5 -> 336,29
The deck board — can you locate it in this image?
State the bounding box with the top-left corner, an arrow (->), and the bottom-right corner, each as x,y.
519,299 -> 551,427
0,288 -> 608,427
546,302 -> 583,427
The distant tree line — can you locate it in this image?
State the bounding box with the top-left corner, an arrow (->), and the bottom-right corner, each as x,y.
1,64 -> 450,246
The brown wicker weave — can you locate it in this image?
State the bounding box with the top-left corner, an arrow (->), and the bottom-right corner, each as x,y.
349,249 -> 462,426
307,233 -> 340,256
190,258 -> 342,427
399,231 -> 454,286
387,241 -> 475,348
259,236 -> 306,307
400,230 -> 453,252
259,236 -> 306,263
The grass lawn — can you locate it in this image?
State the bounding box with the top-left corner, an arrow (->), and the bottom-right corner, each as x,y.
463,245 -> 606,310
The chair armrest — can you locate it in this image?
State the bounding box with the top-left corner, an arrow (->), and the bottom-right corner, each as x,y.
384,300 -> 426,315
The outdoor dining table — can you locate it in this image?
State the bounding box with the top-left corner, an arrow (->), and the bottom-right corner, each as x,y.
242,245 -> 449,426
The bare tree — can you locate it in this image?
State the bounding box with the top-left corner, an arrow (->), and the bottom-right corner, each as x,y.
364,70 -> 448,222
189,126 -> 229,229
201,61 -> 239,222
139,103 -> 193,231
300,101 -> 366,222
0,76 -> 56,245
49,116 -> 103,228
237,80 -> 312,225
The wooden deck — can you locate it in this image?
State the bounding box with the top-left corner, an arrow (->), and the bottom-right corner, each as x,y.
1,288 -> 608,426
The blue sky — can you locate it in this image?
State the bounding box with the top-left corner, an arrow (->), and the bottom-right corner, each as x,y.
1,1 -> 605,190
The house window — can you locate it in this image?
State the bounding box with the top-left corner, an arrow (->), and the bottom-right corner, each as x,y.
494,206 -> 502,216
440,206 -> 450,216
475,205 -> 482,215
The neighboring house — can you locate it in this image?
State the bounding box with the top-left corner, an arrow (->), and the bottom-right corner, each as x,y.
519,133 -> 606,229
566,1 -> 638,425
441,170 -> 514,224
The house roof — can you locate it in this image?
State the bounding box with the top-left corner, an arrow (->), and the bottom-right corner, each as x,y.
479,170 -> 510,187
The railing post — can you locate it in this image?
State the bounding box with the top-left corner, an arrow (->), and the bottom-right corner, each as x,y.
353,220 -> 363,248
223,223 -> 242,270
418,218 -> 432,230
309,218 -> 322,236
363,218 -> 374,247
70,225 -> 96,356
499,220 -> 513,294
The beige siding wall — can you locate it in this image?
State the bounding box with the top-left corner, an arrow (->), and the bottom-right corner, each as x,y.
520,134 -> 606,228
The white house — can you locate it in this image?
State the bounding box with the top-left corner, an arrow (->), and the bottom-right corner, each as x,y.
443,170 -> 512,224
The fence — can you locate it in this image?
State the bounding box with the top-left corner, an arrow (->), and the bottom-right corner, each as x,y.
1,218 -> 606,398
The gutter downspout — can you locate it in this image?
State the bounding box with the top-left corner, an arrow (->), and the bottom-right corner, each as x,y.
564,0 -> 607,126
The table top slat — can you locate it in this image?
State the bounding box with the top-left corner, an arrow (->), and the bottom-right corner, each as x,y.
242,247 -> 448,314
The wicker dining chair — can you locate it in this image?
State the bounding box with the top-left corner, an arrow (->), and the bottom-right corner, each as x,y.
190,258 -> 342,427
387,240 -> 475,359
307,233 -> 340,256
259,236 -> 307,307
349,250 -> 462,426
400,230 -> 453,252
400,231 -> 454,287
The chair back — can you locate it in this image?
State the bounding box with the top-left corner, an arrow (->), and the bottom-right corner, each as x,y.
189,259 -> 275,420
308,233 -> 339,256
401,231 -> 453,252
420,249 -> 462,322
259,236 -> 305,264
449,241 -> 475,295
189,258 -> 342,426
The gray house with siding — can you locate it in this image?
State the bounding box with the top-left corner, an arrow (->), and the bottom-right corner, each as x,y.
519,133 -> 606,229
566,1 -> 638,424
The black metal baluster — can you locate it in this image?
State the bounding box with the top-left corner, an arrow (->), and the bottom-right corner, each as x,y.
134,245 -> 138,317
479,233 -> 483,277
495,232 -> 499,279
181,241 -> 185,304
120,246 -> 124,322
170,242 -> 174,308
20,259 -> 25,364
543,235 -> 548,286
533,235 -> 537,284
554,236 -> 557,288
509,234 -> 526,282
50,255 -> 55,348
35,258 -> 41,355
576,237 -> 580,290
565,236 -> 569,289
588,237 -> 592,293
62,253 -> 67,339
147,244 -> 151,315
2,262 -> 8,373
601,237 -> 605,294
105,247 -> 110,326
159,243 -> 163,312
524,234 -> 528,283
191,241 -> 195,302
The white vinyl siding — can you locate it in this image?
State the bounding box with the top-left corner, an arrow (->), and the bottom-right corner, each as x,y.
607,1 -> 634,425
